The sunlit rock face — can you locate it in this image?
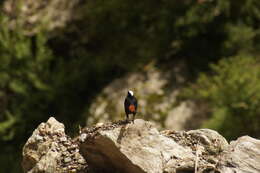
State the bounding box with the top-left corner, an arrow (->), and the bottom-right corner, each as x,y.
22,117 -> 260,173
87,62 -> 204,130
3,0 -> 79,35
22,117 -> 87,173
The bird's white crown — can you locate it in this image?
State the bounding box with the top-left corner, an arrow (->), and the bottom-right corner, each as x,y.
128,90 -> 134,96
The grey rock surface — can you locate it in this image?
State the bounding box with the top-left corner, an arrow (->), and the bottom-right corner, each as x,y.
22,117 -> 87,173
217,136 -> 260,173
79,119 -> 196,173
22,117 -> 260,173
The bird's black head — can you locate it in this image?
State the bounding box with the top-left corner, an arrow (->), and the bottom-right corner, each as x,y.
127,90 -> 134,97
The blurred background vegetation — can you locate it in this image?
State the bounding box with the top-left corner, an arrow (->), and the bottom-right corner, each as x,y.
0,0 -> 260,172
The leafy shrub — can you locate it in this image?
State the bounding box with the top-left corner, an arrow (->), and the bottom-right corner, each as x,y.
0,15 -> 54,172
0,15 -> 53,141
179,55 -> 260,140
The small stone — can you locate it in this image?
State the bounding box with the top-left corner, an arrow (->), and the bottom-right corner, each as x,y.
61,146 -> 67,152
80,133 -> 87,142
70,169 -> 77,173
78,158 -> 86,164
96,122 -> 104,127
70,165 -> 78,169
71,144 -> 77,148
60,136 -> 67,142
64,157 -> 72,163
63,151 -> 70,157
35,135 -> 43,141
63,142 -> 72,146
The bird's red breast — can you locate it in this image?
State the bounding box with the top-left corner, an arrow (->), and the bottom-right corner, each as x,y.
129,104 -> 135,112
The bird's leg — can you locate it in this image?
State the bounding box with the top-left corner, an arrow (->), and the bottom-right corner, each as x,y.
132,113 -> 136,124
126,114 -> 129,122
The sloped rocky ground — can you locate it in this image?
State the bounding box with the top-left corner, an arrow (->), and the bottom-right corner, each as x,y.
22,118 -> 87,173
22,117 -> 260,173
87,64 -> 206,131
3,0 -> 79,35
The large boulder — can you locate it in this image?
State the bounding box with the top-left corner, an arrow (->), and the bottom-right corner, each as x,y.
22,117 -> 87,173
86,63 -> 205,131
217,136 -> 260,173
22,117 -> 260,173
79,119 -> 198,173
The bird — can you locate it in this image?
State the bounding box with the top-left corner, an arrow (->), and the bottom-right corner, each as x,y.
124,90 -> 138,123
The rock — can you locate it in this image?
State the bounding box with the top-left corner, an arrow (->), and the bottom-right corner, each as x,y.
87,65 -> 171,126
164,101 -> 209,130
187,129 -> 229,153
217,136 -> 260,173
162,128 -> 229,154
164,102 -> 194,130
64,157 -> 72,163
22,117 -> 87,173
22,117 -> 260,173
3,0 -> 79,35
78,119 -> 226,173
86,63 -> 205,131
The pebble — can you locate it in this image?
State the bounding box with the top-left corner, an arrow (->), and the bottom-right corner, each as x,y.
63,141 -> 72,146
80,133 -> 87,142
60,136 -> 67,142
61,146 -> 67,152
70,169 -> 77,173
64,157 -> 72,163
95,122 -> 104,127
77,158 -> 86,164
35,135 -> 43,141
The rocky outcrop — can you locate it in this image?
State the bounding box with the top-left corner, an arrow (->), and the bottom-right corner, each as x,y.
87,65 -> 175,126
22,117 -> 87,173
86,63 -> 206,131
22,117 -> 260,173
217,136 -> 260,173
79,119 -> 197,173
3,0 -> 79,35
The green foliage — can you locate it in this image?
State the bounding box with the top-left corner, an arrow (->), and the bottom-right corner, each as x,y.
170,0 -> 260,71
0,14 -> 54,172
179,56 -> 260,139
0,16 -> 52,141
49,0 -> 260,79
223,24 -> 256,55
